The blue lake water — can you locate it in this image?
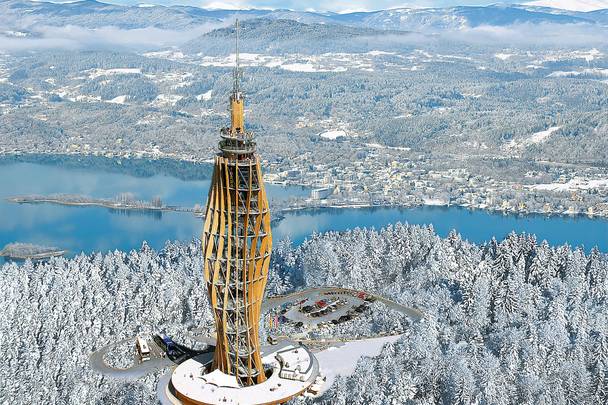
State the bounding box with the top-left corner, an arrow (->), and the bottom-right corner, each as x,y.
0,158 -> 607,261
274,206 -> 608,251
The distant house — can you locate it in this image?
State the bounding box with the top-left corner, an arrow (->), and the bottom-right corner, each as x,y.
311,187 -> 334,200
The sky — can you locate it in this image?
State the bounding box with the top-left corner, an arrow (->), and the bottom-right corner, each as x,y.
49,0 -> 521,12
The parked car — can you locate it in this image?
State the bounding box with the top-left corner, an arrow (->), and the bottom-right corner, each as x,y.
154,334 -> 178,357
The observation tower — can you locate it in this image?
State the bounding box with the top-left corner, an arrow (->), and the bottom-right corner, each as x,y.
91,19 -> 423,405
163,21 -> 318,405
200,19 -> 272,387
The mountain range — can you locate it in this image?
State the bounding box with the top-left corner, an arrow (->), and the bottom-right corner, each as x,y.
525,0 -> 608,12
1,0 -> 607,35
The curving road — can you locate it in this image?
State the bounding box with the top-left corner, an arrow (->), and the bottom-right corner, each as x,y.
91,288 -> 422,383
89,338 -> 174,379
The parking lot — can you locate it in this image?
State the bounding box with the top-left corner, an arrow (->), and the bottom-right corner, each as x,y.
265,289 -> 377,328
263,287 -> 423,330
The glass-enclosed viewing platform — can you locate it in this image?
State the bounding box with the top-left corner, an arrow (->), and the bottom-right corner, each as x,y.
219,127 -> 256,155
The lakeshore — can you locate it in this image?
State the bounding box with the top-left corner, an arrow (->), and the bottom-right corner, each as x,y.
0,158 -> 607,257
3,151 -> 608,220
10,193 -> 604,224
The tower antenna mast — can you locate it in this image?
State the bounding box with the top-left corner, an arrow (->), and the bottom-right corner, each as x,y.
234,19 -> 241,96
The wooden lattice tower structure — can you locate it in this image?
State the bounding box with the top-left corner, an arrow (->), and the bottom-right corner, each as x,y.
201,19 -> 272,387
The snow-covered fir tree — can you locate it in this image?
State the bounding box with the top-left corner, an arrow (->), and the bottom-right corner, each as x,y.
1,223 -> 607,404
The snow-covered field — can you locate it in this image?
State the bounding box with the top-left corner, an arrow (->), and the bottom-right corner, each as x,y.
494,53 -> 515,61
365,143 -> 411,152
86,68 -> 142,79
107,95 -> 128,104
533,48 -> 604,64
319,130 -> 347,140
152,94 -> 183,107
142,49 -> 472,74
528,177 -> 608,191
315,335 -> 402,395
548,68 -> 608,78
196,90 -> 212,101
143,50 -> 185,59
281,62 -> 347,73
144,47 -> 608,79
198,52 -> 382,73
527,126 -> 561,143
525,0 -> 608,11
507,126 -> 561,149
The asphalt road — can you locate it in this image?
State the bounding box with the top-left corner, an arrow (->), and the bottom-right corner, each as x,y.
89,338 -> 174,379
91,288 -> 422,382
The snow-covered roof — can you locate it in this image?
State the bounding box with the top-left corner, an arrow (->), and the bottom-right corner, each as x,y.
203,369 -> 240,388
170,342 -> 319,405
276,347 -> 313,373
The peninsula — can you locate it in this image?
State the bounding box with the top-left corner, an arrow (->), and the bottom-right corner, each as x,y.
7,193 -> 203,215
0,243 -> 67,260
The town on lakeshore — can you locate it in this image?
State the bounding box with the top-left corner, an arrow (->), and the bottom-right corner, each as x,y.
5,149 -> 608,219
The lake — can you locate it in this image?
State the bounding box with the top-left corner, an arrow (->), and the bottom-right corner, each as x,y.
1,156 -> 607,262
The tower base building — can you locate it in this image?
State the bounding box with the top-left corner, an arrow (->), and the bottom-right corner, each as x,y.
163,341 -> 319,405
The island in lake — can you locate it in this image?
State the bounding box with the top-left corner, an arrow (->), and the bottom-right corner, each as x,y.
0,243 -> 67,260
7,193 -> 205,216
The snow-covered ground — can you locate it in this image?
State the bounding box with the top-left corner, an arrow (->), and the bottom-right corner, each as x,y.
198,52 -> 379,73
74,94 -> 101,103
145,48 -> 492,73
135,112 -> 164,125
507,126 -> 561,149
319,130 -> 347,140
107,95 -> 127,104
281,63 -> 347,73
86,68 -> 142,79
143,72 -> 194,94
196,90 -> 212,101
364,143 -> 411,152
143,50 -> 185,59
367,50 -> 396,56
527,126 -> 561,143
525,0 -> 608,12
534,48 -> 603,65
528,177 -> 608,191
152,94 -> 183,107
548,68 -> 608,78
315,335 -> 402,395
495,53 -> 515,61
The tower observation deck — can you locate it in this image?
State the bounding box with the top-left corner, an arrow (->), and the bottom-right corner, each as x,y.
201,19 -> 272,387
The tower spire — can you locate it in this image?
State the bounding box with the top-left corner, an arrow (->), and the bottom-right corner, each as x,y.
229,18 -> 245,134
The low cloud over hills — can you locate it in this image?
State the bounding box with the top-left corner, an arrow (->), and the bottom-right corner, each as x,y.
1,0 -> 608,51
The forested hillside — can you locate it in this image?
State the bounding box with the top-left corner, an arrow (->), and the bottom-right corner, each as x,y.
2,11 -> 608,219
291,226 -> 608,404
1,224 -> 607,404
